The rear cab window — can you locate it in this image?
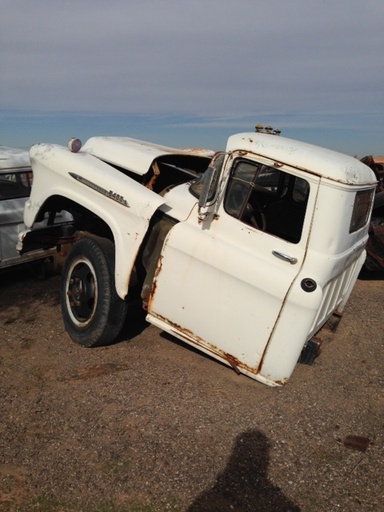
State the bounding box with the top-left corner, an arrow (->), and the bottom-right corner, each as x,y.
350,189 -> 375,233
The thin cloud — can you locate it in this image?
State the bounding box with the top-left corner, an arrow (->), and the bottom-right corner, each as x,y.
1,0 -> 383,154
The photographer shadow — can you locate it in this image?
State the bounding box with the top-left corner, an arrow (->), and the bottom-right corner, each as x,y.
188,429 -> 300,512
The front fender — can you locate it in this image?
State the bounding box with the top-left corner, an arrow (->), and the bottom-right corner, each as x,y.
27,143 -> 165,298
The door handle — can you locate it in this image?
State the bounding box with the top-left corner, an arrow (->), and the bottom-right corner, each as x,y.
272,250 -> 298,265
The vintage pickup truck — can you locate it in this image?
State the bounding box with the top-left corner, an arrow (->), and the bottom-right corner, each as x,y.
20,128 -> 377,386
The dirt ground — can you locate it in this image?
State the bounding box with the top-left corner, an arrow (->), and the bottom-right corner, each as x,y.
0,265 -> 383,512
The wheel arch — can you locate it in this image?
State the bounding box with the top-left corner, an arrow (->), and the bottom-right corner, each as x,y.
30,192 -> 162,300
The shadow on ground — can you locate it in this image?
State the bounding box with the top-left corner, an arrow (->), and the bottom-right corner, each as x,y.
188,429 -> 300,512
117,296 -> 149,341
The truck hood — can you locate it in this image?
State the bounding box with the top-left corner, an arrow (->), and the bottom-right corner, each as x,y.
82,136 -> 214,176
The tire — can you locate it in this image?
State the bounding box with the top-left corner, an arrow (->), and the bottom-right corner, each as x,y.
61,237 -> 128,347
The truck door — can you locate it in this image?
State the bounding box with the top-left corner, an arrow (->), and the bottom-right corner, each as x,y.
147,155 -> 320,379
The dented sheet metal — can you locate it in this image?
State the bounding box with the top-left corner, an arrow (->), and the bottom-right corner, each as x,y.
24,130 -> 379,386
82,137 -> 214,176
27,143 -> 166,298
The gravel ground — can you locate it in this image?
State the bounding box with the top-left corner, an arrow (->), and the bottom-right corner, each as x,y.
0,267 -> 383,512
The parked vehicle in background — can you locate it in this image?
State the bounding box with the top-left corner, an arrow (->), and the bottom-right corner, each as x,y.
0,145 -> 70,272
20,129 -> 377,386
360,155 -> 384,271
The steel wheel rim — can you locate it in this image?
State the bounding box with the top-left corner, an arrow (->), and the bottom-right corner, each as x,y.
65,257 -> 98,328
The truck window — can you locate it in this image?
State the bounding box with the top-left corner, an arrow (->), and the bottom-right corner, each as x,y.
224,159 -> 310,243
349,189 -> 375,233
0,170 -> 33,200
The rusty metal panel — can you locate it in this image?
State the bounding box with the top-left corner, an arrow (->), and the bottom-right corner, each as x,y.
365,217 -> 384,270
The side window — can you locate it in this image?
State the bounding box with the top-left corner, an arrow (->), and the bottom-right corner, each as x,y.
350,189 -> 375,233
0,170 -> 33,200
224,159 -> 310,243
225,160 -> 257,218
292,177 -> 309,203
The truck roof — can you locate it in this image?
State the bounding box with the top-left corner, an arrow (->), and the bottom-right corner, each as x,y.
227,133 -> 376,186
82,136 -> 214,176
0,146 -> 30,170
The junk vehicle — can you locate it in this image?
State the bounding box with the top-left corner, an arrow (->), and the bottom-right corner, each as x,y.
360,155 -> 384,271
19,127 -> 377,386
0,145 -> 69,271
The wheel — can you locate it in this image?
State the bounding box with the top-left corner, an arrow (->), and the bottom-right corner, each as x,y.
61,237 -> 128,347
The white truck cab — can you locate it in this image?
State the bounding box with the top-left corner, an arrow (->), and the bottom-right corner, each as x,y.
21,129 -> 377,386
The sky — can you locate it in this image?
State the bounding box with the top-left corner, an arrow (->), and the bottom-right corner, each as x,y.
1,0 -> 383,156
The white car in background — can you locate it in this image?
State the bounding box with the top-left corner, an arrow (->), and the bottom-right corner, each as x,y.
0,145 -> 70,271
